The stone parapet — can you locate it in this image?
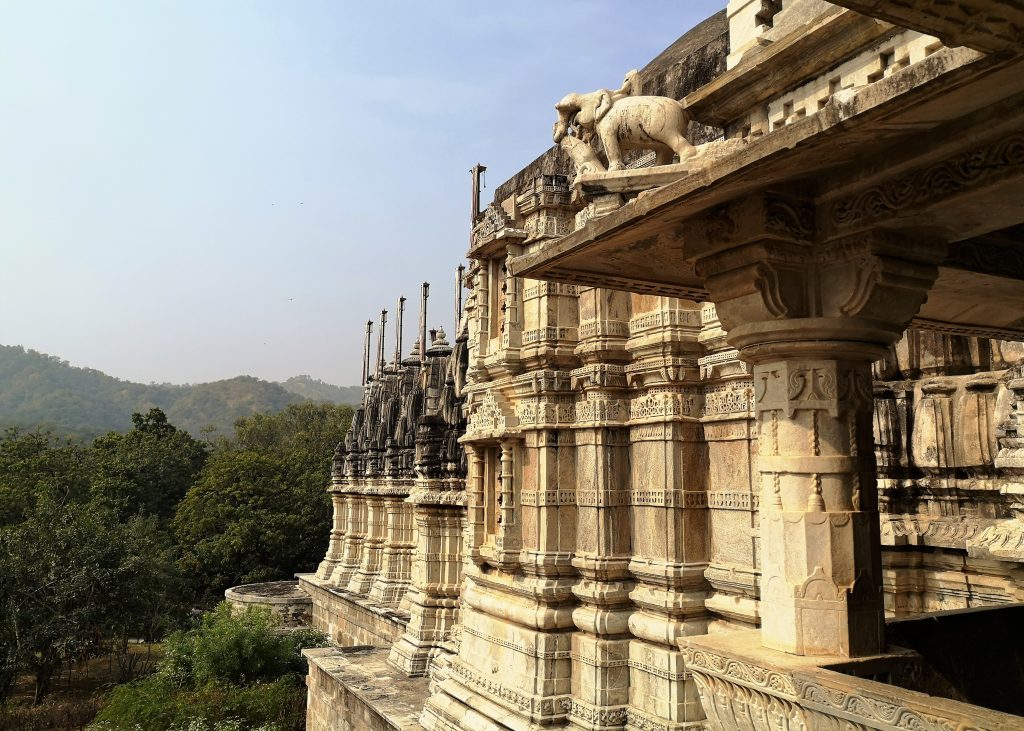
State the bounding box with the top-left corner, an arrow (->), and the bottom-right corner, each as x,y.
300,574 -> 408,648
223,580 -> 312,629
681,629 -> 1023,731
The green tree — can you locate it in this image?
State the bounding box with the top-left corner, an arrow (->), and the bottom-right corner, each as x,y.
173,403 -> 352,598
0,495 -> 186,704
89,408 -> 207,520
0,427 -> 89,526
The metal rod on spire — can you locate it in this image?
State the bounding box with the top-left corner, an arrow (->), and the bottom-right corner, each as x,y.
394,296 -> 406,368
456,264 -> 465,331
361,320 -> 373,386
419,282 -> 429,370
470,164 -> 486,224
376,309 -> 388,379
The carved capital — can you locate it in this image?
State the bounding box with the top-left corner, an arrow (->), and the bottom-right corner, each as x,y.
684,192 -> 815,258
694,218 -> 942,362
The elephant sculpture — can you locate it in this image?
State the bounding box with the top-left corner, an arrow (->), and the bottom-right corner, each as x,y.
553,70 -> 695,172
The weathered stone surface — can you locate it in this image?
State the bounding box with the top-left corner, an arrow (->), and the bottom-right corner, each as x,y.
300,575 -> 408,647
224,580 -> 312,628
305,647 -> 430,731
303,2 -> 1024,729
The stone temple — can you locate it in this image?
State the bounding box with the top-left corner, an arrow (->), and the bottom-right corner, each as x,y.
259,2 -> 1024,729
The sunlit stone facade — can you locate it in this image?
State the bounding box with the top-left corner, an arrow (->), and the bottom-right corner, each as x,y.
303,3 -> 1024,730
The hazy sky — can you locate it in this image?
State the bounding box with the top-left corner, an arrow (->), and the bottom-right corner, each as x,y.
1,1 -> 723,387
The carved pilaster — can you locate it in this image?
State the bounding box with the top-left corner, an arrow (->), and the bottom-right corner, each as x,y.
316,487 -> 349,580
330,493 -> 366,588
569,287 -> 634,731
367,491 -> 416,607
625,297 -> 709,731
347,493 -> 387,595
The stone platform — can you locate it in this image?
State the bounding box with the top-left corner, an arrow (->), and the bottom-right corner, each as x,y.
298,574 -> 409,647
305,646 -> 429,731
224,580 -> 312,628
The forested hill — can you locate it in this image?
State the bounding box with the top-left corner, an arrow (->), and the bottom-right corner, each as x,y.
279,375 -> 363,405
0,345 -> 360,441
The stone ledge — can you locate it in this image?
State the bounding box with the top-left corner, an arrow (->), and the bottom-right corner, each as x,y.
305,646 -> 429,731
299,574 -> 409,647
681,629 -> 1024,730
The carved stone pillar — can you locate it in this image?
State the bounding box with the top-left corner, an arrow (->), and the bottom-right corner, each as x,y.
316,489 -> 349,580
347,492 -> 387,595
389,502 -> 464,675
567,287 -> 633,731
625,297 -> 709,731
687,193 -> 942,657
698,303 -> 760,632
330,492 -> 366,588
367,493 -> 416,606
463,445 -> 486,567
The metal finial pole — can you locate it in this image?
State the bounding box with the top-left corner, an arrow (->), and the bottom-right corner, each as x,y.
456,264 -> 465,330
361,320 -> 373,386
376,309 -> 387,379
419,282 -> 429,370
470,164 -> 486,224
394,296 -> 406,368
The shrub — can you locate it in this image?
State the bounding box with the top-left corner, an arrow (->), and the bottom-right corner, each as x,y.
159,604 -> 324,688
89,676 -> 301,731
89,603 -> 326,731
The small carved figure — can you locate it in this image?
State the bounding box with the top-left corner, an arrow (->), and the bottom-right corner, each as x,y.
559,133 -> 607,175
553,69 -> 695,172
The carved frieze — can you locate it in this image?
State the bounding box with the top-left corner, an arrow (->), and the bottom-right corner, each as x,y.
754,360 -> 873,417
828,0 -> 1024,54
829,132 -> 1024,232
702,383 -> 754,417
708,492 -> 760,511
629,390 -> 702,421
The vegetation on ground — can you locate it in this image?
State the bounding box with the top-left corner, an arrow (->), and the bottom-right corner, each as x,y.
89,605 -> 327,731
0,401 -> 351,729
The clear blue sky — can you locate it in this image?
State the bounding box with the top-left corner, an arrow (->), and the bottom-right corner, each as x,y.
1,1 -> 723,387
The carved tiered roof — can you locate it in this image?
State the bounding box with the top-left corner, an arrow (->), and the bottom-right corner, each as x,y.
334,325 -> 467,484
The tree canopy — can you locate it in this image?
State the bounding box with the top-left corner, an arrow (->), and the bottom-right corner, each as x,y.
174,402 -> 353,597
89,408 -> 208,520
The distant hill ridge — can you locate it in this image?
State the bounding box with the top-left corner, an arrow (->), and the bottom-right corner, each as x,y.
0,345 -> 360,441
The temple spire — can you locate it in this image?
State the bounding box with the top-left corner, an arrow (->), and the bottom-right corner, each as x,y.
470,164 -> 486,224
455,264 -> 465,331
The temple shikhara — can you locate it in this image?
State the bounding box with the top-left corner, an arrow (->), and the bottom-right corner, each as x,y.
245,2 -> 1024,728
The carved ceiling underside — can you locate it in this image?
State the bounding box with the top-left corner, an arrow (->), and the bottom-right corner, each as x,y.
830,0 -> 1024,55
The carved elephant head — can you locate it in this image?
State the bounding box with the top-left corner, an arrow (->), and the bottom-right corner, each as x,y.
552,89 -> 614,143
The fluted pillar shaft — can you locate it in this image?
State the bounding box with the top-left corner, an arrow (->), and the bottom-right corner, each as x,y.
316,489 -> 349,580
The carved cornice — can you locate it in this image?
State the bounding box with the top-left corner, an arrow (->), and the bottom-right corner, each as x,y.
828,0 -> 1024,55
911,316 -> 1024,341
829,132 -> 1024,232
